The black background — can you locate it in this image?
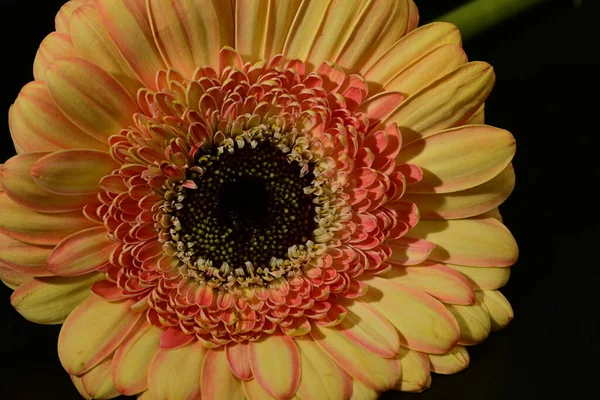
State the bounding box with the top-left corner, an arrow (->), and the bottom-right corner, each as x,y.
1,0 -> 598,399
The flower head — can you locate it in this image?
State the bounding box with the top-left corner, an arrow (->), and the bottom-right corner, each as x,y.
1,0 -> 518,399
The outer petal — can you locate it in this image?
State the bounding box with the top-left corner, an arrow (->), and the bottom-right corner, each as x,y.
428,345 -> 470,374
10,272 -> 104,324
361,276 -> 460,354
395,346 -> 431,392
58,296 -> 142,375
381,62 -> 495,144
445,300 -> 491,345
350,379 -> 378,400
404,164 -> 515,219
31,150 -> 119,195
384,44 -> 467,96
55,0 -> 91,33
97,0 -> 167,88
80,357 -> 121,399
0,232 -> 53,276
226,342 -> 253,380
310,323 -> 401,391
33,32 -> 76,81
294,337 -> 353,400
69,4 -> 143,97
337,300 -> 401,358
243,378 -> 280,400
255,0 -> 303,60
248,334 -> 301,400
397,125 -> 515,194
1,153 -> 94,213
362,22 -> 462,88
112,321 -> 162,395
383,261 -> 476,305
0,264 -> 32,289
147,341 -> 206,400
408,217 -> 519,267
446,263 -> 511,290
45,58 -> 138,143
477,290 -> 514,331
0,193 -> 97,246
48,226 -> 118,276
201,349 -> 245,400
149,0 -> 234,75
9,82 -> 107,152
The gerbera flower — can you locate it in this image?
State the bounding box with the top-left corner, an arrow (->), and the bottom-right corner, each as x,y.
0,0 -> 518,399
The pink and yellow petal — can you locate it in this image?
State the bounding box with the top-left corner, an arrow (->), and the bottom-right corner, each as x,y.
201,348 -> 245,400
446,263 -> 511,290
395,346 -> 431,393
226,342 -> 253,380
9,82 -> 107,152
55,0 -> 93,33
1,153 -> 95,213
112,321 -> 162,395
381,62 -> 495,144
428,345 -> 470,374
96,0 -> 167,89
10,272 -> 104,324
404,164 -> 515,219
45,57 -> 138,142
0,233 -> 54,276
31,150 -> 118,196
361,276 -> 459,354
147,341 -> 206,400
259,0 -> 304,61
0,264 -> 33,290
0,193 -> 98,246
69,4 -> 143,97
310,323 -> 401,391
248,334 -> 301,400
33,32 -> 77,81
350,379 -> 379,400
408,217 -> 519,267
48,226 -> 117,276
294,337 -> 352,400
445,300 -> 491,345
79,356 -> 122,399
476,290 -> 514,331
382,261 -> 476,305
58,296 -> 142,375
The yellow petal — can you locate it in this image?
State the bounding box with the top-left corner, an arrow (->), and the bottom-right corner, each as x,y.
80,356 -> 121,399
1,153 -> 94,213
404,164 -> 515,219
384,44 -> 467,96
97,0 -> 166,88
381,62 -> 495,144
446,263 -> 511,290
0,264 -> 33,290
71,374 -> 92,400
467,103 -> 485,124
48,226 -> 117,276
58,296 -> 141,375
395,346 -> 431,392
0,192 -> 98,246
261,0 -> 303,60
349,379 -> 378,400
310,323 -> 401,391
148,0 -> 233,75
55,0 -> 91,33
9,82 -> 107,152
201,349 -> 245,400
338,300 -> 401,358
294,337 -> 352,400
45,58 -> 138,143
445,300 -> 491,345
0,232 -> 53,276
383,261 -> 475,305
33,32 -> 76,81
477,290 -> 514,332
69,4 -> 143,98
10,273 -> 104,324
362,276 -> 459,354
362,22 -> 462,89
112,321 -> 163,395
408,217 -> 519,267
147,341 -> 206,400
248,334 -> 301,400
31,149 -> 118,196
243,378 -> 279,400
428,345 -> 470,374
397,125 -> 515,194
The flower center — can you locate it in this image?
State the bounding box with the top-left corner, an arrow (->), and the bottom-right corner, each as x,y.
171,140 -> 316,278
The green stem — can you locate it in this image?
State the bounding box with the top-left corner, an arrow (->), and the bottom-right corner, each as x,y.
434,0 -> 545,41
